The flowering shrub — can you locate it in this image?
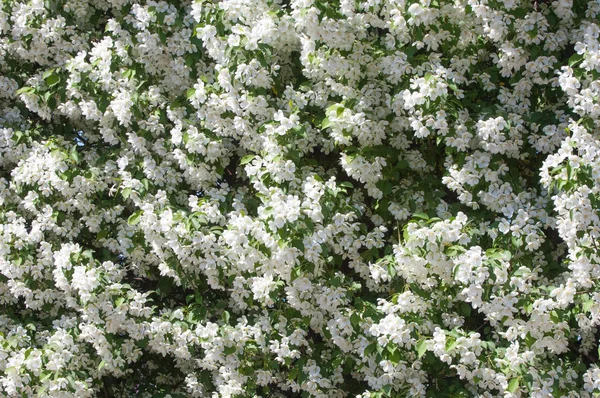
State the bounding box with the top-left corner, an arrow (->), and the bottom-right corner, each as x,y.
1,0 -> 600,396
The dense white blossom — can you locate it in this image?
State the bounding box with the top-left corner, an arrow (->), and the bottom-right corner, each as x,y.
1,0 -> 600,397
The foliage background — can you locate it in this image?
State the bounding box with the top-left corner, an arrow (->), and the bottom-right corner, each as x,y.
1,0 -> 600,396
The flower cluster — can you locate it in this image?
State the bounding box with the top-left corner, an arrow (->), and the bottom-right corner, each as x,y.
1,0 -> 600,397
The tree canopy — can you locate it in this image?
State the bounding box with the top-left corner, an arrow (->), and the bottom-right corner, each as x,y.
1,0 -> 600,397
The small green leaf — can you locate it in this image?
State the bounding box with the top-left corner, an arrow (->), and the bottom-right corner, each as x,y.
288,367 -> 298,380
223,346 -> 236,355
42,91 -> 53,103
364,342 -> 377,357
15,86 -> 35,95
70,146 -> 80,163
186,294 -> 194,304
122,188 -> 132,200
568,53 -> 584,67
96,229 -> 108,240
42,69 -> 54,79
417,339 -> 427,359
507,377 -> 520,393
447,245 -> 465,257
66,375 -> 76,389
12,130 -> 24,144
524,332 -> 536,348
388,345 -> 402,364
412,212 -> 429,220
137,338 -> 149,349
121,68 -> 136,79
127,210 -> 143,226
298,368 -> 308,384
45,73 -> 60,87
460,302 -> 472,316
222,310 -> 230,324
186,88 -> 196,99
321,117 -> 332,129
240,155 -> 255,165
446,337 -> 458,352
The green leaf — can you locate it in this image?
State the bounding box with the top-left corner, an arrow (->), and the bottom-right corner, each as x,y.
364,342 -> 377,357
507,377 -> 520,393
223,346 -> 236,355
350,312 -> 361,327
222,310 -> 230,324
288,366 -> 298,380
388,345 -> 402,364
460,302 -> 472,317
42,69 -> 54,79
412,212 -> 429,220
136,338 -> 149,349
70,146 -> 80,163
82,250 -> 94,261
15,86 -> 35,95
240,155 -> 255,165
524,332 -> 536,348
122,68 -> 136,79
298,368 -> 308,384
446,245 -> 466,257
12,130 -> 24,144
416,339 -> 427,359
127,210 -> 143,226
41,91 -> 53,105
446,337 -> 458,352
568,53 -> 584,68
45,73 -> 60,87
122,188 -> 132,200
40,371 -> 52,382
96,229 -> 108,240
66,375 -> 76,390
339,181 -> 354,189
321,117 -> 332,129
186,87 -> 196,99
